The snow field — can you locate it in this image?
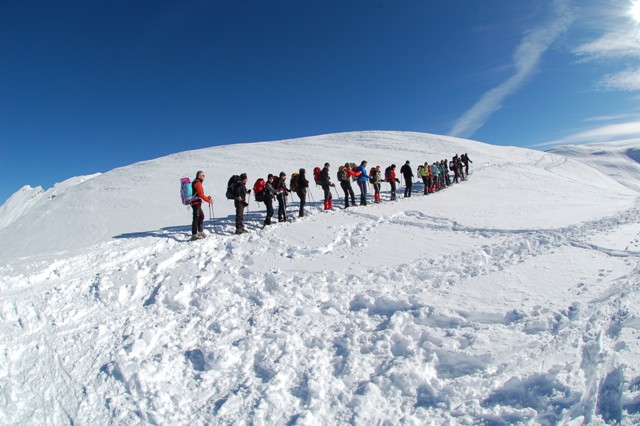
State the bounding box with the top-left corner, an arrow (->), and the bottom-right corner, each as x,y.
1,131 -> 640,424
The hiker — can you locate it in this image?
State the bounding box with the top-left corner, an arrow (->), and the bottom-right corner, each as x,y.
338,163 -> 358,208
190,171 -> 213,241
356,160 -> 370,206
419,163 -> 429,195
233,173 -> 250,234
442,160 -> 451,187
263,174 -> 278,226
296,168 -> 309,217
457,155 -> 465,181
274,171 -> 291,222
462,153 -> 473,176
385,164 -> 400,200
400,160 -> 413,197
318,163 -> 335,210
430,162 -> 440,191
371,165 -> 382,203
452,155 -> 460,184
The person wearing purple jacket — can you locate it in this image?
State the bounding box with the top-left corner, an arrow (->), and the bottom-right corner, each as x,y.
356,160 -> 370,206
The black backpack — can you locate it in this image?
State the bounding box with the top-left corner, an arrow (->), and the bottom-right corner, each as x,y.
226,175 -> 241,200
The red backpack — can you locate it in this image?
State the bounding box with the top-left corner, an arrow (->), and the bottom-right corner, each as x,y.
313,167 -> 321,184
253,178 -> 266,202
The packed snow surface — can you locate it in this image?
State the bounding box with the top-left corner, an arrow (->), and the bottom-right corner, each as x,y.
1,131 -> 640,425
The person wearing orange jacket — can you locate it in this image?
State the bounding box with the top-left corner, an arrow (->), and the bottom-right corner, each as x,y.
190,170 -> 212,241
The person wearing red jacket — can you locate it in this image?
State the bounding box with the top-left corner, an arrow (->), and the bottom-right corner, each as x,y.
190,170 -> 212,241
385,164 -> 400,201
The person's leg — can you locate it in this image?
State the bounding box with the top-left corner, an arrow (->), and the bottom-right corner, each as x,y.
191,205 -> 200,235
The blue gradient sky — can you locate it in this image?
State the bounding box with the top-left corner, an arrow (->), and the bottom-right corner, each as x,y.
2,0 -> 640,203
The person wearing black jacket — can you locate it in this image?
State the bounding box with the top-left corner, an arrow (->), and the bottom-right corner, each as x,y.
296,168 -> 309,217
263,174 -> 278,226
462,153 -> 473,176
318,163 -> 335,210
400,160 -> 413,197
274,171 -> 291,222
234,173 -> 250,234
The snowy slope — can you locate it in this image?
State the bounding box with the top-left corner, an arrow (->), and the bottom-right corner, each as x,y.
1,131 -> 640,425
548,139 -> 640,192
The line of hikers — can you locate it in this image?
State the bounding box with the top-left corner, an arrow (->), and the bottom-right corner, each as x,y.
187,154 -> 472,238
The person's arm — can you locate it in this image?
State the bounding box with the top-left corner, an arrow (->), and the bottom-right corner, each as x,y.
193,181 -> 211,203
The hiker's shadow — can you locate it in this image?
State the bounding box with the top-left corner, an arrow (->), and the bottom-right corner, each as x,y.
113,216 -> 240,241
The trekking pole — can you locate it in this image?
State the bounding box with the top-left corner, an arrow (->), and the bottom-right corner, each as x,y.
284,194 -> 290,222
209,203 -> 216,235
333,186 -> 341,203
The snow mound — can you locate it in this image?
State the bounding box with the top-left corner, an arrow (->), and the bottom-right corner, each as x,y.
0,132 -> 637,264
1,131 -> 640,424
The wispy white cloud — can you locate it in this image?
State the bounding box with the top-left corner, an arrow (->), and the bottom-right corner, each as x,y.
534,120 -> 640,147
585,112 -> 639,122
572,3 -> 640,92
574,29 -> 640,60
597,67 -> 640,91
450,0 -> 574,138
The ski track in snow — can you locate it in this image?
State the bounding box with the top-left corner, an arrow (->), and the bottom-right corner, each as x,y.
1,193 -> 639,424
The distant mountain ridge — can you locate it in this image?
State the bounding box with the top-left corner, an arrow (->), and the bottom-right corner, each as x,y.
548,139 -> 640,192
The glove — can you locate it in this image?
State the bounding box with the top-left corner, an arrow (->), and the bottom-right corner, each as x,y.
247,189 -> 251,194
243,202 -> 249,207
396,179 -> 400,183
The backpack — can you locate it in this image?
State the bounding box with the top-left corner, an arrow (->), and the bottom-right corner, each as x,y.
253,178 -> 266,202
337,166 -> 347,182
226,175 -> 241,200
180,177 -> 198,205
385,166 -> 392,182
313,167 -> 321,184
290,173 -> 299,192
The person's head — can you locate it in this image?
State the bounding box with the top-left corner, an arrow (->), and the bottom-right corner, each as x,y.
279,171 -> 286,179
196,170 -> 205,181
324,163 -> 330,169
240,173 -> 247,182
376,165 -> 380,170
391,164 -> 396,169
267,174 -> 274,181
299,168 -> 305,174
406,160 -> 410,165
344,162 -> 350,168
361,160 -> 368,166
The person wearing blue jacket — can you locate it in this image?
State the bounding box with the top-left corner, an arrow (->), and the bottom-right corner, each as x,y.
356,160 -> 370,206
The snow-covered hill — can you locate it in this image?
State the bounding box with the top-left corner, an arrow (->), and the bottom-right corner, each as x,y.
1,131 -> 639,424
548,139 -> 640,192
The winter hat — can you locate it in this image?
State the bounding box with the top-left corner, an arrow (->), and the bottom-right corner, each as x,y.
267,174 -> 274,179
240,173 -> 247,180
279,171 -> 286,177
406,160 -> 410,164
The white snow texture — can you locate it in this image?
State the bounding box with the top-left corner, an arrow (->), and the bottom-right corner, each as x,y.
1,131 -> 640,425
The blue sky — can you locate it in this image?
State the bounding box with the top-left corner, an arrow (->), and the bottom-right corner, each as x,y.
1,0 -> 640,203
